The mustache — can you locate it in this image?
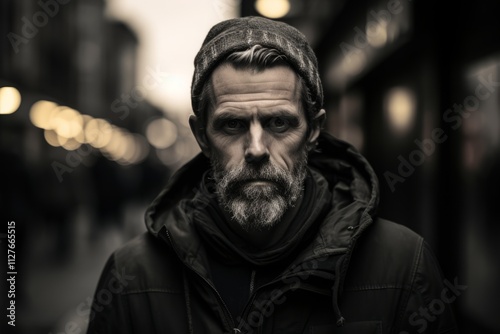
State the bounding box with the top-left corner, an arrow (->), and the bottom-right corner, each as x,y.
223,163 -> 291,195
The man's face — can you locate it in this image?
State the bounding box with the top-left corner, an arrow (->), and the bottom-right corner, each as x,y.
202,64 -> 312,230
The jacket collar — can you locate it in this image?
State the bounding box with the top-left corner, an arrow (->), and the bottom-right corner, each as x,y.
144,131 -> 380,275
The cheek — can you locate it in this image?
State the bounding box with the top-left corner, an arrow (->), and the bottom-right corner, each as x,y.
270,131 -> 308,171
208,133 -> 245,167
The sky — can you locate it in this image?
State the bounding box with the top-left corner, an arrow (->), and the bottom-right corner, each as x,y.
105,0 -> 240,123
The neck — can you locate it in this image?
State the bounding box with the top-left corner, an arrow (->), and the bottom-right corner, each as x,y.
220,191 -> 305,249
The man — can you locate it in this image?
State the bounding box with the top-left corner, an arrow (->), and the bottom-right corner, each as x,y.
88,16 -> 457,333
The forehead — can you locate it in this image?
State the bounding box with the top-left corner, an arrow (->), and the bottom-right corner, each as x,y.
210,65 -> 302,116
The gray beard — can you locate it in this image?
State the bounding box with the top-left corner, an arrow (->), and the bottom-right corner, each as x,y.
211,152 -> 308,230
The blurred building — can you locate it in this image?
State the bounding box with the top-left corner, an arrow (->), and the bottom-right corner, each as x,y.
1,0 -> 177,221
0,0 -> 179,332
243,0 -> 500,332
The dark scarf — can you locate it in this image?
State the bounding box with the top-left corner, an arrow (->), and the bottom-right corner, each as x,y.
191,168 -> 333,266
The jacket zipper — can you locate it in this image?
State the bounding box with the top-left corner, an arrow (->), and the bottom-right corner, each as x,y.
166,228 -> 346,333
164,229 -> 238,332
165,228 -> 312,333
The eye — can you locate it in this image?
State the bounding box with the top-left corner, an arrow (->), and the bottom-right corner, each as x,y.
222,119 -> 244,133
268,117 -> 290,133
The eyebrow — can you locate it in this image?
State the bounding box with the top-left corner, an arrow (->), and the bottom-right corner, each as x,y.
213,110 -> 299,121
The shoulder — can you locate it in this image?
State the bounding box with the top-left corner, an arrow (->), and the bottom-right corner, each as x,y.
344,218 -> 425,289
113,232 -> 174,266
358,218 -> 423,255
362,218 -> 423,251
106,232 -> 184,293
353,218 -> 424,263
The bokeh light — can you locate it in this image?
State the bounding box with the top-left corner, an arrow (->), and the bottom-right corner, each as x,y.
255,0 -> 290,19
44,129 -> 63,147
30,100 -> 59,129
85,118 -> 113,149
366,22 -> 388,48
0,86 -> 22,115
384,87 -> 416,134
146,118 -> 178,149
51,107 -> 84,139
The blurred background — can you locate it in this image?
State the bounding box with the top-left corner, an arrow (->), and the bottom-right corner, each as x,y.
1,0 -> 499,333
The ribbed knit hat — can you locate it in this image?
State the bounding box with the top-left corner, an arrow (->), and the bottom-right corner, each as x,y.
191,16 -> 323,117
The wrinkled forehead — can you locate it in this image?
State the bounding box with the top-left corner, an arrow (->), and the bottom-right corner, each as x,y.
210,63 -> 301,104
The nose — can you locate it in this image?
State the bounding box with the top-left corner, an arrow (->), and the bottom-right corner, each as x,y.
244,123 -> 269,164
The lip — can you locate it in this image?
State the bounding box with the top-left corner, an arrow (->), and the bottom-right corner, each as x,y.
242,179 -> 274,185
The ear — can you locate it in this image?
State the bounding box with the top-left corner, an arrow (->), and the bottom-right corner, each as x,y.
189,115 -> 211,158
306,109 -> 326,150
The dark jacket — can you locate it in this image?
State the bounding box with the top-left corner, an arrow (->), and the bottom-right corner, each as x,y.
87,132 -> 458,334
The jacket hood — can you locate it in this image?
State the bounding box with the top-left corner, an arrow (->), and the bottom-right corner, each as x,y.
144,131 -> 379,326
145,131 -> 379,265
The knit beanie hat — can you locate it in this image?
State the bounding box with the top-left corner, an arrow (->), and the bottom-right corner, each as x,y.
191,16 -> 323,117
